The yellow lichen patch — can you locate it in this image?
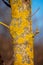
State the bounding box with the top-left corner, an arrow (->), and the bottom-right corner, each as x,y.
11,4 -> 19,18
27,49 -> 33,59
30,59 -> 34,65
20,10 -> 29,19
16,54 -> 22,62
20,19 -> 29,29
23,10 -> 30,16
23,62 -> 30,65
11,4 -> 18,10
12,10 -> 20,18
24,34 -> 30,41
13,26 -> 19,32
10,26 -> 19,38
16,37 -> 25,44
18,0 -> 22,7
11,32 -> 17,39
26,47 -> 30,52
24,33 -> 34,42
25,47 -> 30,55
9,26 -> 14,31
28,33 -> 34,38
10,20 -> 19,29
16,27 -> 24,36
